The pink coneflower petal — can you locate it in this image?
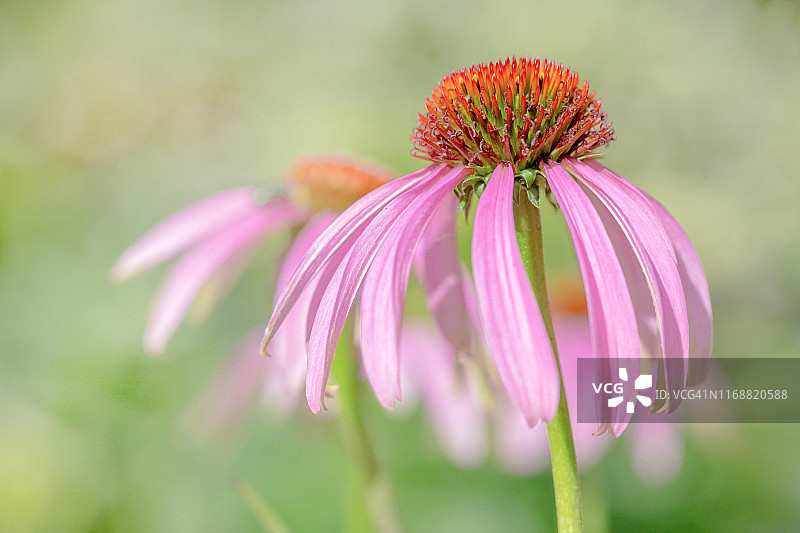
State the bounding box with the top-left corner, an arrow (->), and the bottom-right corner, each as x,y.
566,158 -> 690,397
582,159 -> 713,384
458,259 -> 557,472
268,213 -> 337,396
144,200 -> 306,354
360,166 -> 470,408
644,195 -> 713,383
304,178 -> 440,412
185,245 -> 259,326
553,315 -> 612,469
458,263 -> 484,335
305,254 -> 352,413
111,188 -> 259,281
302,240 -> 358,344
471,163 -> 560,427
401,324 -> 487,468
261,164 -> 446,352
497,315 -> 612,475
544,160 -> 639,436
414,193 -> 474,356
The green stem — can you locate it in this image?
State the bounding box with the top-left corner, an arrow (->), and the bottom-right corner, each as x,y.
235,480 -> 293,533
332,324 -> 401,533
515,199 -> 583,533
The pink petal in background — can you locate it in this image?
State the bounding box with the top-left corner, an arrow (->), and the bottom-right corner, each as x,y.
111,188 -> 259,281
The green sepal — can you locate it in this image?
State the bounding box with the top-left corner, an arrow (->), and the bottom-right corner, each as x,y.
457,194 -> 469,213
519,168 -> 537,188
526,186 -> 540,208
474,180 -> 487,198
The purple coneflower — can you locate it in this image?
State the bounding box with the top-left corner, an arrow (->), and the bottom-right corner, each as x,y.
262,57 -> 712,436
113,157 -> 405,533
111,156 -> 392,366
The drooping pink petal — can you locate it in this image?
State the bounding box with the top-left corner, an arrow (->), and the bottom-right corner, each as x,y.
360,166 -> 470,408
267,213 -> 337,396
496,314 -> 612,475
305,177 -> 440,412
645,201 -> 713,383
302,227 -> 368,343
471,163 -> 560,426
649,198 -> 713,358
543,160 -> 639,436
414,193 -> 474,356
400,324 -> 487,468
144,201 -> 306,354
456,266 -> 611,471
552,315 -> 612,469
304,255 -> 352,413
185,245 -> 259,326
582,159 -> 713,385
261,164 -> 446,352
111,188 -> 260,281
565,158 -> 690,399
459,264 -> 481,328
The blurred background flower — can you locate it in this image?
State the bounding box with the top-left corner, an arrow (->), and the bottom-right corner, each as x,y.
1,0 -> 800,531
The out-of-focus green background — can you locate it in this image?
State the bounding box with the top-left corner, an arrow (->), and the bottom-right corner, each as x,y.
2,0 -> 800,531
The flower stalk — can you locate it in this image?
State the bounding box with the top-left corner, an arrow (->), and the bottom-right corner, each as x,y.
331,323 -> 400,533
514,197 -> 582,532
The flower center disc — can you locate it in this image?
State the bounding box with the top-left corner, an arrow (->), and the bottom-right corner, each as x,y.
288,157 -> 393,213
411,57 -> 614,174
